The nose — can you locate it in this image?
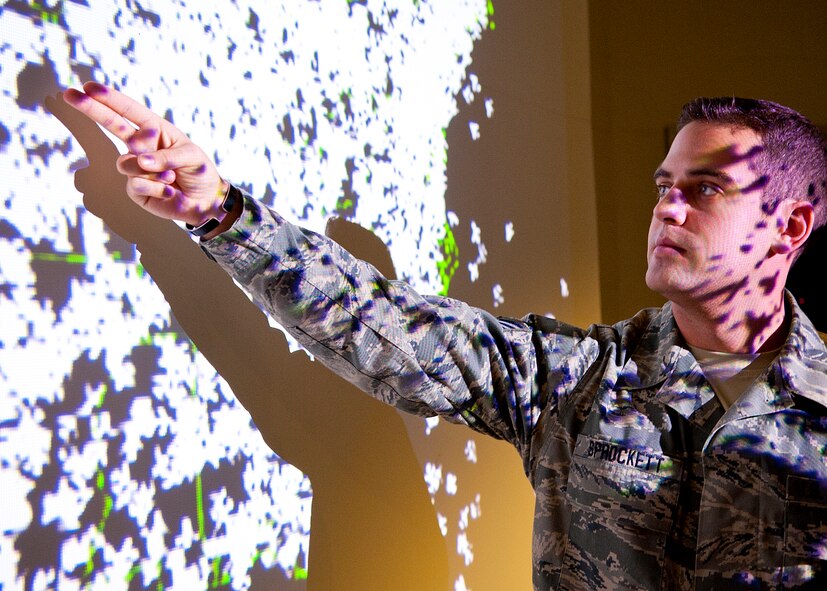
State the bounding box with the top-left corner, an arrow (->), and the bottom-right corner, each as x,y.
653,188 -> 687,226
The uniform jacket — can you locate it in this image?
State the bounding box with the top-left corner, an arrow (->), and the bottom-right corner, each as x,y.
203,194 -> 827,590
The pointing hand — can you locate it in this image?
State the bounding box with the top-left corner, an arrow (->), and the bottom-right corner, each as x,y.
64,82 -> 238,233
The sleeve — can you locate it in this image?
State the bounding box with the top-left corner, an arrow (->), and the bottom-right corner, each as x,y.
200,191 -> 594,458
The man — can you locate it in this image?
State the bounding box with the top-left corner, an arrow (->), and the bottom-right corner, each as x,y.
65,83 -> 826,589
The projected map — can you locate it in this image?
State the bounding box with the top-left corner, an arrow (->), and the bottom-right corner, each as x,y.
1,0 -> 495,589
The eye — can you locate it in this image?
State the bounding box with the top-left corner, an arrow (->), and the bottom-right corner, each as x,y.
698,183 -> 720,197
655,184 -> 671,199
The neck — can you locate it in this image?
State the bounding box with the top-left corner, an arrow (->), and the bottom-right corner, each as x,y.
670,280 -> 790,354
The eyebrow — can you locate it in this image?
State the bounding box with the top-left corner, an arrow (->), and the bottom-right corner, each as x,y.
652,167 -> 736,186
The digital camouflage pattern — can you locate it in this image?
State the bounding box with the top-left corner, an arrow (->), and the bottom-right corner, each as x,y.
203,193 -> 827,590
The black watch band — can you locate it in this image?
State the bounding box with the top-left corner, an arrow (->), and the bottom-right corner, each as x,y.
185,183 -> 240,237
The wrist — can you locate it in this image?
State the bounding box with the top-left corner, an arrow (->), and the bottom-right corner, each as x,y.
201,189 -> 242,240
186,180 -> 241,238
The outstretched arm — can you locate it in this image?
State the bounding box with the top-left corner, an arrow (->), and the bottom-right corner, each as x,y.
64,82 -> 564,459
63,82 -> 240,238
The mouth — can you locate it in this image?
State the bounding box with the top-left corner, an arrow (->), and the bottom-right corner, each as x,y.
653,238 -> 686,255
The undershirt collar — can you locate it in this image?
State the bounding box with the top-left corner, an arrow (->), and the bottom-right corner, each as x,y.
687,345 -> 779,409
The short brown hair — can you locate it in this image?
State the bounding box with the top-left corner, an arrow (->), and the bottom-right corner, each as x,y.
677,97 -> 827,234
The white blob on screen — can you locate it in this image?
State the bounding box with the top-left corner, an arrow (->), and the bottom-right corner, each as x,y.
0,1 -> 494,589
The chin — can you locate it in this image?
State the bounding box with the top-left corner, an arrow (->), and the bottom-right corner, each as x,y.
645,266 -> 666,292
645,270 -> 685,300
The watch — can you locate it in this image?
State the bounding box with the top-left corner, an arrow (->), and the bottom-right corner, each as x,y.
185,183 -> 240,237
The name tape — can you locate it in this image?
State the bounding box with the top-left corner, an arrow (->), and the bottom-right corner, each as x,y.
575,436 -> 681,477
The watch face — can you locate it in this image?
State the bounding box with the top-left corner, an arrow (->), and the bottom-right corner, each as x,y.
223,185 -> 240,213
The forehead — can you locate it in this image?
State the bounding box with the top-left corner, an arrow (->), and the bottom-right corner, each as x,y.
659,122 -> 764,175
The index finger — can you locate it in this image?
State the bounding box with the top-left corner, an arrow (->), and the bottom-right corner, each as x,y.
63,82 -> 165,144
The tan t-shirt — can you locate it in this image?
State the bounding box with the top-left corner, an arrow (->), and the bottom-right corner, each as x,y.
687,345 -> 779,409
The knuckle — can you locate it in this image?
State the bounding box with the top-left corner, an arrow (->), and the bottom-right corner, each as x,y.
128,177 -> 151,196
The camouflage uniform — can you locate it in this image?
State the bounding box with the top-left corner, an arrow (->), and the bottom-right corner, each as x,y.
202,194 -> 827,590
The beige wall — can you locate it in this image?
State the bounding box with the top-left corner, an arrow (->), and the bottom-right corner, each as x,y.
445,1 -> 601,330
589,0 -> 827,323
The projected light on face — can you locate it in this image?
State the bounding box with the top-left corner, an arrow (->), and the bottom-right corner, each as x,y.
1,0 -> 495,589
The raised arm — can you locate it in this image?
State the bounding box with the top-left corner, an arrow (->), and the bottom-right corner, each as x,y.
63,82 -> 578,462
63,82 -> 240,238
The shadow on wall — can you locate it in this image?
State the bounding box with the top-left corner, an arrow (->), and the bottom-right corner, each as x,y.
48,92 -> 449,591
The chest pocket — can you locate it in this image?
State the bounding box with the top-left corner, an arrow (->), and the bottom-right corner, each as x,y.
558,434 -> 683,590
782,476 -> 827,588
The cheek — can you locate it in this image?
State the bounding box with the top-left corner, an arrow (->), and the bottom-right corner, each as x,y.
716,219 -> 768,262
646,218 -> 659,248
716,226 -> 747,258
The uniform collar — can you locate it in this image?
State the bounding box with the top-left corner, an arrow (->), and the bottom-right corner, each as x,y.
772,291 -> 827,410
616,292 -> 827,419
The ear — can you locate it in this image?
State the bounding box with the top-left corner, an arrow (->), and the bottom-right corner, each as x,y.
771,199 -> 814,255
